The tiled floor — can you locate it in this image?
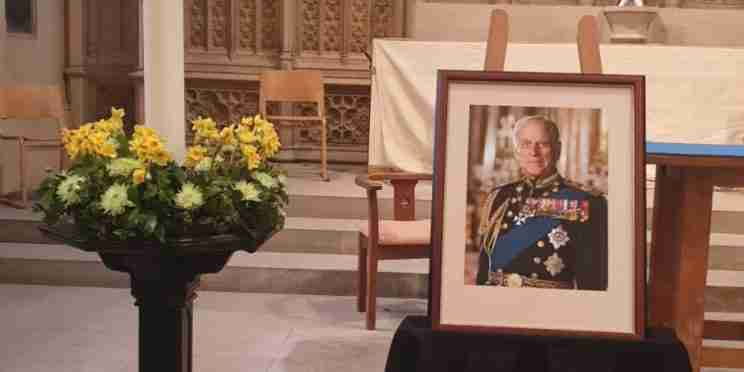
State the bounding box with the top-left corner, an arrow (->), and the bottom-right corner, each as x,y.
0,284 -> 426,372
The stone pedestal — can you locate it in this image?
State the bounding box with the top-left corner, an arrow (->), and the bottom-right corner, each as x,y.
40,224 -> 268,372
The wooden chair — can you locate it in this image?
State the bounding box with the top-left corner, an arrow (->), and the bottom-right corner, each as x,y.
259,70 -> 329,181
355,172 -> 432,330
355,9 -> 510,331
0,85 -> 67,208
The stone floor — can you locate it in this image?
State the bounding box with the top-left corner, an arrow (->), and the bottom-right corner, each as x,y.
0,284 -> 426,372
2,284 -> 744,372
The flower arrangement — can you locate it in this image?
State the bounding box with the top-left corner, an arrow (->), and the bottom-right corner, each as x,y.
34,108 -> 288,244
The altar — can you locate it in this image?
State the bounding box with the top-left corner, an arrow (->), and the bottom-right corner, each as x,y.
369,39 -> 744,174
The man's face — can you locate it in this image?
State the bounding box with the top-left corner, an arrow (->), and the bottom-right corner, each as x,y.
515,120 -> 558,178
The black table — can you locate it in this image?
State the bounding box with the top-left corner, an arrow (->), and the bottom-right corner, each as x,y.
385,316 -> 691,372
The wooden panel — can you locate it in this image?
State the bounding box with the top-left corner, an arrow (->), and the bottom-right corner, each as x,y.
648,166 -> 684,328
701,346 -> 744,368
648,166 -> 715,372
391,179 -> 418,221
704,320 -> 744,341
648,154 -> 744,169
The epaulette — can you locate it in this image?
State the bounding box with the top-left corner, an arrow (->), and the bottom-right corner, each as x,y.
564,179 -> 606,198
478,180 -> 516,235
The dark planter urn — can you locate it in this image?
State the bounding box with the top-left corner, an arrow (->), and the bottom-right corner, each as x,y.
40,224 -> 270,372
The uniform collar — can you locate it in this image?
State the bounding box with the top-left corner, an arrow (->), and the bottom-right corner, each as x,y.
521,172 -> 562,191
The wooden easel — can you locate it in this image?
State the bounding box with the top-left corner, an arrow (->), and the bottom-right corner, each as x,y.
484,9 -> 508,71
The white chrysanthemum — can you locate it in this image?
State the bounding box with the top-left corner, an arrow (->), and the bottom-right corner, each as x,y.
233,181 -> 261,202
100,183 -> 133,216
174,183 -> 204,210
277,174 -> 288,187
56,174 -> 86,207
255,172 -> 277,189
194,157 -> 213,172
107,158 -> 143,177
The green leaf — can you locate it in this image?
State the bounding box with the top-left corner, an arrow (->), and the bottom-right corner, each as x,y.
144,214 -> 158,234
156,225 -> 166,243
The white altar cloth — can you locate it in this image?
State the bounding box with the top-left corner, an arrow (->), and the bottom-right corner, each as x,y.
369,39 -> 744,173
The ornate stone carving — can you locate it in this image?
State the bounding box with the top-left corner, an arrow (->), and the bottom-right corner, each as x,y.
238,0 -> 257,51
323,0 -> 343,52
189,0 -> 207,49
209,0 -> 229,49
302,0 -> 320,51
185,87 -> 260,143
297,93 -> 370,145
371,0 -> 394,38
350,0 -> 371,53
261,0 -> 281,51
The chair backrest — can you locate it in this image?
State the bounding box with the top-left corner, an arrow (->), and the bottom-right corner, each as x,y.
0,84 -> 67,129
0,85 -> 67,196
258,70 -> 325,116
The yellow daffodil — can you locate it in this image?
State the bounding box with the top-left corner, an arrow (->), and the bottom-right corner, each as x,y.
237,126 -> 257,144
129,125 -> 172,166
241,144 -> 261,170
220,125 -> 237,146
185,145 -> 208,169
132,168 -> 147,185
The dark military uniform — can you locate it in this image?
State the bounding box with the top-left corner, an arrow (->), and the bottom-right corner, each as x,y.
475,172 -> 608,290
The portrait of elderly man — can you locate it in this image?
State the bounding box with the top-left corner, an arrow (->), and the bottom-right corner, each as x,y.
474,115 -> 608,290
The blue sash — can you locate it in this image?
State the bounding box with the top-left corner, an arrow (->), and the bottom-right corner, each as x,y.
489,188 -> 589,271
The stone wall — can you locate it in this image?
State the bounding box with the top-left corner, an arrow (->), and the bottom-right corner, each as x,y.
2,0 -> 64,85
58,0 -> 744,168
411,2 -> 744,46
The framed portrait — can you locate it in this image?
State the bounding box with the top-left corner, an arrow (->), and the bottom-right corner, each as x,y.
430,70 -> 645,339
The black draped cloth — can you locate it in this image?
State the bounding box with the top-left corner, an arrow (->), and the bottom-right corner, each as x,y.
385,316 -> 691,372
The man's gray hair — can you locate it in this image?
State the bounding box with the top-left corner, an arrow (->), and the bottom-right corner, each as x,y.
511,115 -> 561,148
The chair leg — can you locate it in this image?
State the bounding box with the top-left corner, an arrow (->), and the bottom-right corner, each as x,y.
320,119 -> 329,182
19,141 -> 27,207
366,241 -> 379,330
357,234 -> 367,313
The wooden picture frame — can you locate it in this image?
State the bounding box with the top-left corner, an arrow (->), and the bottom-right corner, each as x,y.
430,70 -> 646,339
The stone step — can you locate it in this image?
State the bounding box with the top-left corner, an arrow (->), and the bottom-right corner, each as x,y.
3,216 -> 744,271
2,248 -> 744,312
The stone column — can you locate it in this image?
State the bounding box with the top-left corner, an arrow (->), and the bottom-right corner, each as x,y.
131,0 -> 145,126
0,0 -> 7,84
142,0 -> 186,162
65,0 -> 97,127
280,0 -> 296,70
